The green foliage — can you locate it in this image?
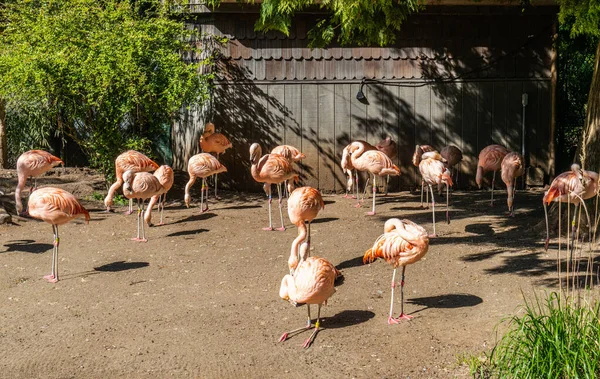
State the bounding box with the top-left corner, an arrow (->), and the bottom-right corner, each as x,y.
91,191 -> 127,206
0,0 -> 215,178
558,0 -> 600,38
5,101 -> 55,167
206,0 -> 422,47
476,292 -> 600,378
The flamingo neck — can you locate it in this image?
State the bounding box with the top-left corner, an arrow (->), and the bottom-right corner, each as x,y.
289,222 -> 307,271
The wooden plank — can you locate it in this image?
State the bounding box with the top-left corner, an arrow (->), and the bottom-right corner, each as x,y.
350,83 -> 368,142
317,84 -> 336,192
477,82 -> 494,153
301,84 -> 319,187
284,84 -> 303,176
380,84 -> 401,191
491,82 -> 508,148
535,80 -> 552,175
398,85 -> 416,188
505,81 -> 523,153
462,82 -> 478,187
365,82 -> 385,145
444,82 -> 464,188
267,85 -> 286,147
334,84 -> 352,192
414,86 -> 431,147
431,84 -> 446,149
523,81 -> 539,168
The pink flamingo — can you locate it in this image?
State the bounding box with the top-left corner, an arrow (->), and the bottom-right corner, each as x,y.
144,165 -> 175,226
341,140 -> 377,199
104,150 -> 159,213
348,141 -> 400,215
27,187 -> 90,283
184,153 -> 227,213
122,170 -> 165,242
412,145 -> 438,208
419,152 -> 453,236
279,252 -> 338,348
200,122 -> 232,199
476,144 -> 509,206
287,186 -> 325,274
249,143 -> 297,231
363,218 -> 430,323
272,145 -> 306,197
440,145 -> 463,184
15,150 -> 63,215
543,164 -> 597,255
500,152 -> 525,217
376,136 -> 398,195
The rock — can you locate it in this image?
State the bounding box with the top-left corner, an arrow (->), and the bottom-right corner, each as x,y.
0,207 -> 11,224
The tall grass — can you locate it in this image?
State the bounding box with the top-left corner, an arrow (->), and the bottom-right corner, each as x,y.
475,292 -> 600,378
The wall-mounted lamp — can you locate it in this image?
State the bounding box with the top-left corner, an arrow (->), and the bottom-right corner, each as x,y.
356,80 -> 370,105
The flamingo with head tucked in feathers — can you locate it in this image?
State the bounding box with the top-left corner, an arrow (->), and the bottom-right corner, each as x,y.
476,144 -> 509,206
144,165 -> 175,226
412,145 -> 438,208
200,122 -> 232,199
419,151 -> 453,237
122,170 -> 165,242
287,187 -> 324,275
272,145 -> 305,197
341,140 -> 377,199
15,150 -> 63,215
184,153 -> 227,213
376,137 -> 398,195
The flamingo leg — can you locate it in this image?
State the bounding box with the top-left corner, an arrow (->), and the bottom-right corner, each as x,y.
158,194 -> 165,225
544,200 -> 550,251
276,184 -> 286,231
123,198 -> 134,215
569,204 -> 578,267
362,177 -> 370,202
446,182 -> 450,224
132,199 -> 148,242
307,221 -> 312,256
367,175 -> 377,216
354,171 -> 361,207
429,184 -> 437,237
200,178 -> 209,213
44,225 -> 59,283
263,184 -> 273,231
279,305 -> 312,343
384,174 -> 390,196
510,182 -> 517,217
490,171 -> 496,207
426,183 -> 430,209
420,179 -> 425,208
388,268 -> 398,324
302,304 -> 322,348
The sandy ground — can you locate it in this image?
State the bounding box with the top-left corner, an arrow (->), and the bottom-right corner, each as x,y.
0,168 -> 568,378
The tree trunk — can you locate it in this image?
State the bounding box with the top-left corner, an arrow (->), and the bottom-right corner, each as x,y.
581,40 -> 600,171
0,99 -> 7,168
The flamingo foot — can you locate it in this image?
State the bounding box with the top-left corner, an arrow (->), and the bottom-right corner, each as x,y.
367,211 -> 376,216
43,274 -> 55,280
396,313 -> 414,320
427,233 -> 437,238
104,208 -> 114,213
46,277 -> 58,283
276,227 -> 286,232
387,316 -> 401,325
353,203 -> 362,208
544,238 -> 549,251
278,333 -> 289,342
131,237 -> 148,243
124,210 -> 134,215
302,329 -> 319,349
446,212 -> 450,224
200,207 -> 209,213
157,222 -> 165,226
263,227 -> 274,231
342,194 -> 357,199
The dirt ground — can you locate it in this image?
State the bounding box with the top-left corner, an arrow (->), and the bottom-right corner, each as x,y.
0,168 -> 566,378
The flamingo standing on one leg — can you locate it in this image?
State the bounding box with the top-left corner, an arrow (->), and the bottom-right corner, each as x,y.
419,152 -> 453,236
184,153 -> 227,213
122,170 -> 165,242
500,152 -> 525,217
287,186 -> 324,274
476,144 -> 509,206
363,218 -> 430,324
349,142 -> 401,215
104,150 -> 159,213
543,164 -> 598,258
249,143 -> 297,231
376,137 -> 398,196
200,122 -> 232,200
412,145 -> 438,208
272,145 -> 305,198
279,250 -> 338,348
15,150 -> 63,215
440,145 -> 463,186
144,165 -> 175,226
27,187 -> 90,283
341,140 -> 377,200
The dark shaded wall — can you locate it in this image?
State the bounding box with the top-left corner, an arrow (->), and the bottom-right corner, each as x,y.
177,6 -> 556,193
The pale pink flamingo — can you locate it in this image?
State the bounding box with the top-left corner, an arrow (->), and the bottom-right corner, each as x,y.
543,164 -> 598,255
279,252 -> 338,348
184,153 -> 227,213
249,143 -> 297,231
376,136 -> 398,195
412,145 -> 438,208
287,187 -> 325,274
340,140 -> 377,199
419,152 -> 453,236
200,122 -> 232,199
104,150 -> 159,213
349,142 -> 400,215
144,165 -> 175,226
363,218 -> 430,323
476,144 -> 509,206
272,145 -> 306,197
500,152 -> 525,217
122,170 -> 164,242
15,150 -> 63,215
440,145 -> 463,184
27,187 -> 90,283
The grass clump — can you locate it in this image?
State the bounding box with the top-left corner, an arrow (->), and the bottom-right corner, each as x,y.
90,192 -> 128,206
475,292 -> 600,378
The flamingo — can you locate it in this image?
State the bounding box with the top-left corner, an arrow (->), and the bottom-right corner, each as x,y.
27,187 -> 90,283
476,144 -> 509,206
184,153 -> 227,213
279,250 -> 338,348
412,145 -> 438,208
419,152 -> 453,236
500,152 -> 525,217
249,143 -> 297,231
15,150 -> 63,215
200,122 -> 232,200
440,145 -> 463,184
287,187 -> 325,274
122,170 -> 165,242
340,140 -> 377,199
543,164 -> 598,256
104,150 -> 159,213
271,145 -> 306,197
144,165 -> 175,226
376,136 -> 398,195
363,218 -> 430,323
349,141 -> 401,215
